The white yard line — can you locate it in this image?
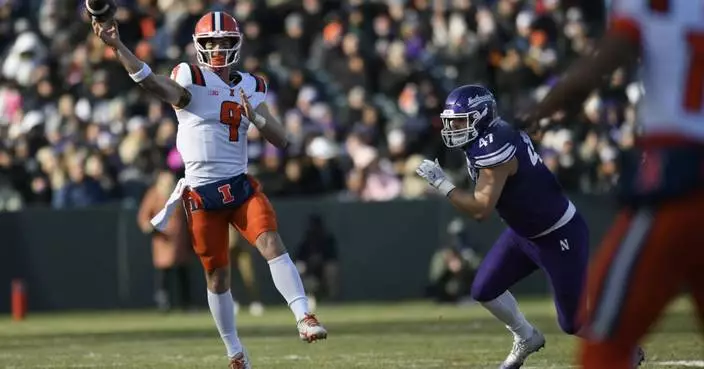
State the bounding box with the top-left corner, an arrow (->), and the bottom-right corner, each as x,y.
651,361 -> 704,367
523,360 -> 704,368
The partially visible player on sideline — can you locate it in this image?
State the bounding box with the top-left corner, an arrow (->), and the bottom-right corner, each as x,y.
522,0 -> 704,368
91,11 -> 327,369
416,84 -> 591,369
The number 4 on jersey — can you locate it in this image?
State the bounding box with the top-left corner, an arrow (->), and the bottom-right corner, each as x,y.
479,134 -> 494,148
220,101 -> 244,142
520,131 -> 543,166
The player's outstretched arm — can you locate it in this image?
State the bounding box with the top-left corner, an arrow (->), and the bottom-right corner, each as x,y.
416,158 -> 515,221
527,32 -> 639,123
254,103 -> 288,148
448,160 -> 515,221
91,20 -> 190,108
239,90 -> 288,148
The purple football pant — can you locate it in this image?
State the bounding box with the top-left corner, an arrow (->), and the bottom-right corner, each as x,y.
471,213 -> 590,334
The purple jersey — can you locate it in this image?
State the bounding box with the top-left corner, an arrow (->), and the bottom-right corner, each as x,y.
464,120 -> 572,238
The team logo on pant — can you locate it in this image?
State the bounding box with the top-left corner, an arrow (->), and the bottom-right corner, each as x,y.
218,184 -> 235,204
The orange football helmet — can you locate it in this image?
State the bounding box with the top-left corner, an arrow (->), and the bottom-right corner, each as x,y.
193,11 -> 242,69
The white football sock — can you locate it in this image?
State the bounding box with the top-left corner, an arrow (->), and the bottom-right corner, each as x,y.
207,289 -> 242,357
268,253 -> 309,321
481,291 -> 534,340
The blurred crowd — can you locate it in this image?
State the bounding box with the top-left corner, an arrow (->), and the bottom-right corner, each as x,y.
0,0 -> 642,211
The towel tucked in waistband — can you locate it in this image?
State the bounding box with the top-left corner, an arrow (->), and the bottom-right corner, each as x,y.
150,178 -> 186,231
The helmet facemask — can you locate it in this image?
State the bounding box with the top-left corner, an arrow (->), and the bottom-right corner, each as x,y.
193,35 -> 242,69
440,107 -> 488,148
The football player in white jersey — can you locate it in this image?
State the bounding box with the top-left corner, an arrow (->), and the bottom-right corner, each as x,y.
92,11 -> 327,369
523,0 -> 704,368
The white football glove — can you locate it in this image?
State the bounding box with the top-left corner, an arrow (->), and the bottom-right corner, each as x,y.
416,158 -> 456,197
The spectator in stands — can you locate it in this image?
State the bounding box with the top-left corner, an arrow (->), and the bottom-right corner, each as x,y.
0,0 -> 637,211
227,226 -> 265,317
137,170 -> 192,312
295,214 -> 339,311
52,154 -> 107,208
426,218 -> 482,304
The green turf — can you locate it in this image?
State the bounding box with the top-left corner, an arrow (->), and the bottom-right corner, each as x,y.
0,298 -> 701,368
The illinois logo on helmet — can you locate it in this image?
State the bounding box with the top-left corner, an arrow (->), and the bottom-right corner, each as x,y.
193,11 -> 242,69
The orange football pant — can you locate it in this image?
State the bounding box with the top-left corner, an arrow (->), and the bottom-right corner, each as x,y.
579,189 -> 704,368
183,176 -> 278,272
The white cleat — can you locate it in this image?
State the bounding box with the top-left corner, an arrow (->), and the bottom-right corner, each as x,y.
297,313 -> 328,343
499,328 -> 546,369
228,350 -> 251,369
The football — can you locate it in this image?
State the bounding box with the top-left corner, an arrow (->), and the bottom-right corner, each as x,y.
85,0 -> 116,23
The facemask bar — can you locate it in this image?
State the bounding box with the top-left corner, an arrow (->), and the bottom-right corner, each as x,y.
193,33 -> 242,69
440,108 -> 486,147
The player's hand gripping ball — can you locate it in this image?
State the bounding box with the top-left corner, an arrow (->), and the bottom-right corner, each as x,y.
85,0 -> 116,23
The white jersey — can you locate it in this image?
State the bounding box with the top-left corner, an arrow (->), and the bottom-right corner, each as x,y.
610,0 -> 704,141
170,63 -> 267,187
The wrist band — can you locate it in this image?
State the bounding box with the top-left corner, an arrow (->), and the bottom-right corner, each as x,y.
437,181 -> 456,197
129,63 -> 152,83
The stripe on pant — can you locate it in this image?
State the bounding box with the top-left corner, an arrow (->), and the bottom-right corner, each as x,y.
589,208 -> 654,340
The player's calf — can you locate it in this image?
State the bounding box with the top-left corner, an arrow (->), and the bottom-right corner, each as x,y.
581,339 -> 645,369
255,231 -> 287,260
556,311 -> 582,336
206,266 -> 232,293
257,231 -> 329,341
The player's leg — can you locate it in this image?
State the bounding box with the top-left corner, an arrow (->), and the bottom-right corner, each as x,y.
579,197 -> 703,369
184,192 -> 247,363
472,228 -> 540,339
690,272 -> 704,336
681,197 -> 704,337
530,213 -> 590,335
231,176 -> 326,342
229,225 -> 264,315
689,269 -> 704,336
681,196 -> 704,335
471,228 -> 545,368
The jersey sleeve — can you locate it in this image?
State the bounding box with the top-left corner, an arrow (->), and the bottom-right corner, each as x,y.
608,0 -> 644,45
469,124 -> 517,169
170,63 -> 206,89
242,72 -> 268,109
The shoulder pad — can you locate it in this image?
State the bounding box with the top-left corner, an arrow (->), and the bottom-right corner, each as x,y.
239,72 -> 268,109
170,63 -> 206,88
467,121 -> 517,169
247,72 -> 267,94
608,0 -> 645,44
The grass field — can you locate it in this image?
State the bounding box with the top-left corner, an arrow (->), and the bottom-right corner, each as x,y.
0,298 -> 701,369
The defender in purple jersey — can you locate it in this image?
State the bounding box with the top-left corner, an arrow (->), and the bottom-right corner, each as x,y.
416,85 -> 589,369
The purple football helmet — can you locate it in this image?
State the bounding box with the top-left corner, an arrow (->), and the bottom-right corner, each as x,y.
440,84 -> 499,147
